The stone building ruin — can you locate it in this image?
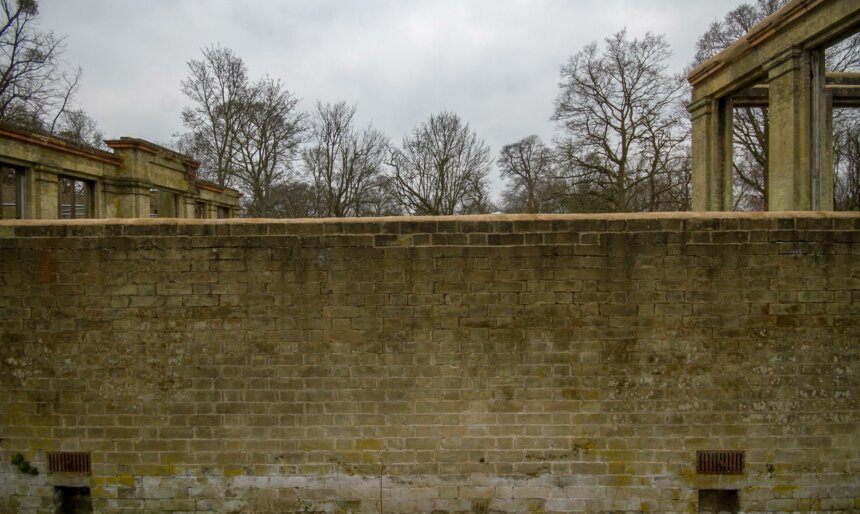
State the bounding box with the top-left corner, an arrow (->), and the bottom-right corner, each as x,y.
689,0 -> 860,211
0,124 -> 241,221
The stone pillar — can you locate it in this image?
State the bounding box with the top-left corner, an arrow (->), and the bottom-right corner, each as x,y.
101,184 -> 122,218
766,47 -> 830,211
181,196 -> 196,218
106,183 -> 151,218
29,165 -> 59,219
690,97 -> 733,211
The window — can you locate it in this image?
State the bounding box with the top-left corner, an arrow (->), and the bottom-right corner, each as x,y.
150,188 -> 179,218
0,165 -> 23,219
149,189 -> 160,217
58,176 -> 93,219
217,206 -> 230,218
195,201 -> 207,219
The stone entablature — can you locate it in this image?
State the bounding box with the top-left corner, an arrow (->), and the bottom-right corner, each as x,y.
0,125 -> 241,220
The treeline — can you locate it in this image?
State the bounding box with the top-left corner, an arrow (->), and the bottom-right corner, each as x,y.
176,0 -> 858,216
177,34 -> 693,217
1,0 -> 858,215
177,52 -> 494,217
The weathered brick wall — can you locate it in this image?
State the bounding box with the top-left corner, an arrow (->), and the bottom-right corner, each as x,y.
0,213 -> 858,513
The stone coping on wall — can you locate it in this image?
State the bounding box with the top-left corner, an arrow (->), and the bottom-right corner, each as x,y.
0,211 -> 858,239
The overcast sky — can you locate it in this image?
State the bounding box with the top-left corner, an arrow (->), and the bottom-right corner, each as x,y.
39,0 -> 732,192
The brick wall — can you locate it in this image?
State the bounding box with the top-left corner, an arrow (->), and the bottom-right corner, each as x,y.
0,213 -> 858,513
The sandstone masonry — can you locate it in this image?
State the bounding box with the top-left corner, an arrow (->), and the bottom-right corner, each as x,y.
0,125 -> 241,221
0,213 -> 858,513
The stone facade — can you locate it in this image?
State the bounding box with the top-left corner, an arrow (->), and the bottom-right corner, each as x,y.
0,125 -> 241,221
0,213 -> 858,513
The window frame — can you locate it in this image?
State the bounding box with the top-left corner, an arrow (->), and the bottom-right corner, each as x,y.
57,175 -> 94,219
0,165 -> 24,219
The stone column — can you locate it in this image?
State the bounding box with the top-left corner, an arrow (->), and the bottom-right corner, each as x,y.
766,47 -> 830,211
690,97 -> 733,211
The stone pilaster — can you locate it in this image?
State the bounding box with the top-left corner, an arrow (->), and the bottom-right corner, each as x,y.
29,165 -> 59,219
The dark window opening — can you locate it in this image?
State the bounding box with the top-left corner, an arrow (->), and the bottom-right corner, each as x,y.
53,486 -> 92,514
217,205 -> 230,218
1,165 -> 23,219
149,188 -> 179,218
698,489 -> 739,514
195,201 -> 207,218
58,176 -> 93,219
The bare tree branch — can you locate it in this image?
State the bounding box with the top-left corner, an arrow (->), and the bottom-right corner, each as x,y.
181,45 -> 251,187
553,30 -> 688,212
0,0 -> 81,130
303,102 -> 391,217
232,77 -> 306,217
387,112 -> 492,215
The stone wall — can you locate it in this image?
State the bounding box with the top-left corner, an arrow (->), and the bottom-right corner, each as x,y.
0,213 -> 858,513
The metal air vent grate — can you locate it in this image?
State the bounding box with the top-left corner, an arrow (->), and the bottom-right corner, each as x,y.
696,450 -> 744,475
47,452 -> 91,475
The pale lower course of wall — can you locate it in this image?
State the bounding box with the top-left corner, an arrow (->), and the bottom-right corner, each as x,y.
0,212 -> 858,513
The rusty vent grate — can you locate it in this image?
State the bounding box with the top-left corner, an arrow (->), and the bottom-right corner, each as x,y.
696,450 -> 744,475
47,452 -> 91,475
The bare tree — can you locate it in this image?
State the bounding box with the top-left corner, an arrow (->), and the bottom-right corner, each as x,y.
180,46 -> 309,216
233,77 -> 306,217
498,135 -> 555,213
55,108 -> 105,149
363,176 -> 404,216
834,116 -> 860,211
692,0 -> 860,210
459,170 -> 497,214
0,0 -> 80,130
303,102 -> 390,217
268,179 -> 319,218
181,45 -> 250,187
638,94 -> 693,211
387,111 -> 491,215
553,30 -> 687,212
497,136 -> 616,214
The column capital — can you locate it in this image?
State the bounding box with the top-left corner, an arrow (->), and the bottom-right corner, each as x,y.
763,46 -> 805,77
687,97 -> 714,118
